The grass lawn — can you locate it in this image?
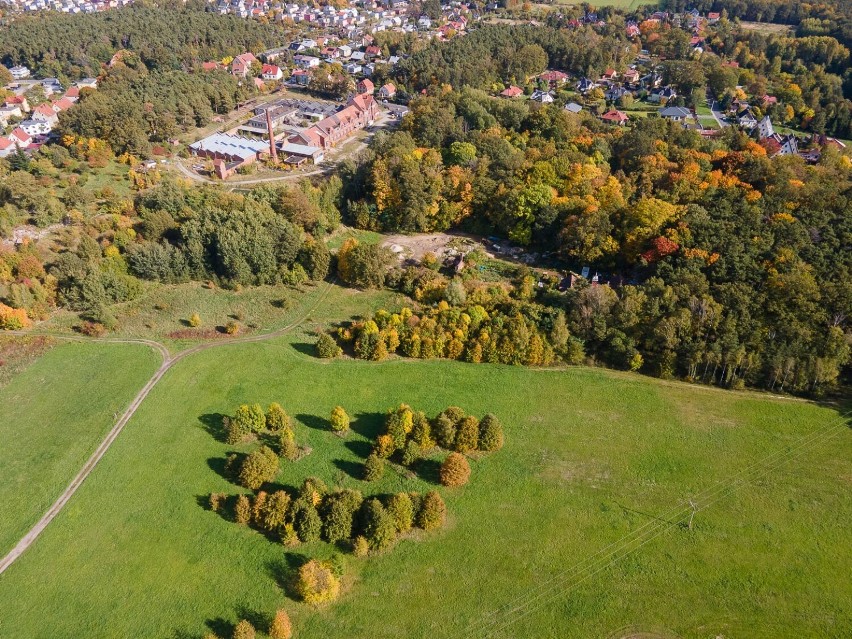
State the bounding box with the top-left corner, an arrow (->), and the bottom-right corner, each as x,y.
0,340 -> 161,557
0,286 -> 848,638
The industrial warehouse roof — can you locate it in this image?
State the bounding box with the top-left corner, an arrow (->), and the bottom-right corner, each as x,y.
279,142 -> 323,157
189,133 -> 268,160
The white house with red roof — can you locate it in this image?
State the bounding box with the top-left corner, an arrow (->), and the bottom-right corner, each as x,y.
500,85 -> 524,98
231,53 -> 258,77
378,83 -> 396,99
261,64 -> 283,81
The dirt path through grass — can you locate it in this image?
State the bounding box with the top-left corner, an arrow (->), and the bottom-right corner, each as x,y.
0,280 -> 333,575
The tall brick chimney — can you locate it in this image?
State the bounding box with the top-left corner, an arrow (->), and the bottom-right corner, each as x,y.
266,108 -> 278,162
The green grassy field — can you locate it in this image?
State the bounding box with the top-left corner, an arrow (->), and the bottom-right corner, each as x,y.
0,340 -> 161,556
0,287 -> 848,638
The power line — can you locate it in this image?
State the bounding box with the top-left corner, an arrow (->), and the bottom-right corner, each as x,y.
463,412 -> 849,639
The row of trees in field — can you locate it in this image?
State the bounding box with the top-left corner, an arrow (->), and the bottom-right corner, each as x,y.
333,303 -> 573,367
364,404 -> 504,488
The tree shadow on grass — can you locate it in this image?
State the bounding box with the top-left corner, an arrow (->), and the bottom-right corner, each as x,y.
344,439 -> 373,459
291,342 -> 316,357
199,413 -> 228,442
204,618 -> 233,639
267,552 -> 310,600
233,605 -> 269,632
332,458 -> 364,480
297,413 -> 328,431
351,412 -> 385,440
414,457 -> 442,485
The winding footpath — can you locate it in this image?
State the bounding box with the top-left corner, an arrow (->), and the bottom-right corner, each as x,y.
0,281 -> 333,575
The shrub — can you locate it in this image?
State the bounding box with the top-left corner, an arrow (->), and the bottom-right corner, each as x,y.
478,413 -> 504,452
0,303 -> 31,330
225,320 -> 240,335
232,619 -> 255,639
316,332 -> 342,358
266,403 -> 292,431
273,427 -> 296,460
292,500 -> 322,542
401,440 -> 421,466
238,446 -> 279,490
188,312 -> 201,327
373,434 -> 395,459
440,452 -> 471,487
294,559 -> 340,604
410,411 -> 435,449
225,417 -> 248,445
330,406 -> 350,433
386,492 -> 414,533
262,490 -> 291,532
76,320 -> 105,336
299,477 -> 328,506
454,415 -> 480,453
280,523 -> 299,546
352,535 -> 370,557
321,489 -> 363,543
363,453 -> 384,481
433,414 -> 457,449
359,498 -> 397,551
416,490 -> 446,530
208,492 -> 226,512
234,404 -> 266,434
268,609 -> 293,639
234,494 -> 251,525
252,491 -> 268,525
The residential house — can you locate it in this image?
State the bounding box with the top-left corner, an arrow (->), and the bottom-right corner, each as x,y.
756,115 -> 774,139
648,86 -> 676,104
500,85 -> 524,98
10,128 -> 31,146
9,65 -> 30,80
736,107 -> 758,129
660,106 -> 691,121
377,83 -> 396,99
564,102 -> 583,114
294,55 -> 320,69
231,53 -> 258,77
19,119 -> 52,136
540,70 -> 569,86
261,64 -> 284,81
357,78 -> 375,94
600,109 -> 629,126
290,69 -> 311,86
0,137 -> 17,158
605,85 -> 630,102
622,68 -> 640,84
32,104 -> 59,126
530,90 -> 554,103
576,77 -> 599,94
601,68 -> 618,82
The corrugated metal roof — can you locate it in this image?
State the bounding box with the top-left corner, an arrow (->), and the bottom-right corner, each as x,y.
189,133 -> 268,161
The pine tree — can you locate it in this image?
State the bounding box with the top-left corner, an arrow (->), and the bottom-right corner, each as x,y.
268,609 -> 292,639
234,494 -> 251,525
238,446 -> 279,490
266,403 -> 292,431
478,413 -> 504,452
416,490 -> 447,530
386,492 -> 414,533
330,406 -> 350,433
363,453 -> 384,481
454,415 -> 480,452
359,498 -> 396,551
232,619 -> 255,639
440,452 -> 471,487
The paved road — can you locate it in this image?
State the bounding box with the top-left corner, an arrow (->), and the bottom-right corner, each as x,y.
709,98 -> 730,128
0,281 -> 333,575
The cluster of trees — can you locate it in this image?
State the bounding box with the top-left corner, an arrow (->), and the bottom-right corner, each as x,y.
338,302 -> 572,367
224,402 -> 301,460
127,180 -> 335,287
59,61 -> 253,155
393,24 -> 632,93
0,2 -> 289,80
203,609 -> 292,639
339,81 -> 850,394
214,478 -> 447,553
661,0 -> 852,48
364,404 -> 504,487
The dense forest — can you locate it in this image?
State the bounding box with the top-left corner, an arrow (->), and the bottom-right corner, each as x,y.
0,1 -> 288,81
58,59 -> 253,154
661,0 -> 852,48
336,80 -> 851,394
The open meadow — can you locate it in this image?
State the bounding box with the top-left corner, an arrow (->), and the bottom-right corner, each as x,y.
0,340 -> 161,556
0,287 -> 848,638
